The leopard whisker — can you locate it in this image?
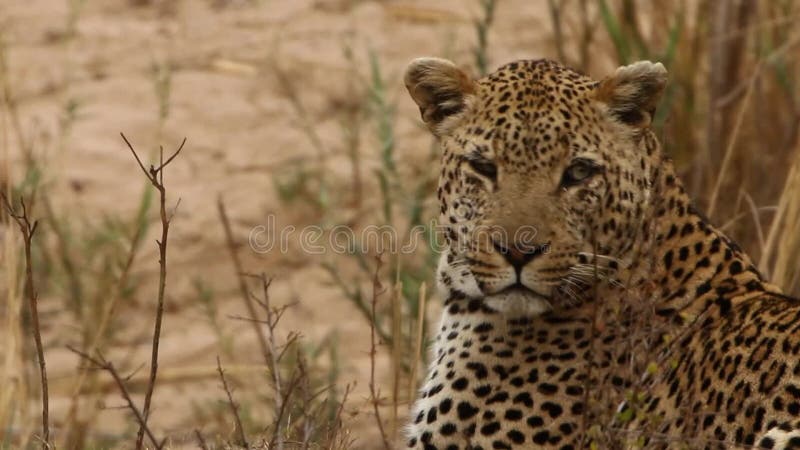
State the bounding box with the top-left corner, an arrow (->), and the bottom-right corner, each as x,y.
558,283 -> 581,307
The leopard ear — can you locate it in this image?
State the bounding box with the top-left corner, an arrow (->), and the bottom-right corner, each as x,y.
596,61 -> 667,128
404,57 -> 475,136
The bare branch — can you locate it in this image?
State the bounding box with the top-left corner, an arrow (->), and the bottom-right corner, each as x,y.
119,135 -> 186,450
66,346 -> 162,449
2,193 -> 49,449
269,360 -> 304,450
119,133 -> 186,185
153,137 -> 187,174
216,356 -> 248,447
194,429 -> 209,450
259,272 -> 290,450
167,197 -> 182,224
217,197 -> 273,366
119,133 -> 150,181
368,254 -> 390,450
217,196 -> 295,449
326,383 -> 353,449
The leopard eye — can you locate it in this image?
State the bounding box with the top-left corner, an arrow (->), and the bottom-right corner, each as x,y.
561,158 -> 601,187
467,158 -> 498,181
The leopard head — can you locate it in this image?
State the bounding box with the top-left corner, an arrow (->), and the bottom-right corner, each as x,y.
404,57 -> 667,315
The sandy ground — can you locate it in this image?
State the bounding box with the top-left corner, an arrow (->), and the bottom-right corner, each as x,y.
0,0 -> 566,447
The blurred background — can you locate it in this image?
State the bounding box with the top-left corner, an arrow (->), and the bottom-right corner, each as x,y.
1,0 -> 798,448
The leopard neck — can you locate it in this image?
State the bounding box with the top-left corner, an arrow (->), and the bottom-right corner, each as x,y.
626,152 -> 781,324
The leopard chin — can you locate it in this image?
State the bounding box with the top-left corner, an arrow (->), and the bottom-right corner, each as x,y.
484,286 -> 552,316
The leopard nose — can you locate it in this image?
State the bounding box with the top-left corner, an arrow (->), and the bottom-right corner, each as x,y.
493,240 -> 547,272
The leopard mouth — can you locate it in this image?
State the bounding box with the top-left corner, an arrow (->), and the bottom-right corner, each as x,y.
497,282 -> 552,300
484,283 -> 553,316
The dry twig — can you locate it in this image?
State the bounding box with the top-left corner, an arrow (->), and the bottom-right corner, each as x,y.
326,383 -> 353,449
120,132 -> 185,450
1,194 -> 49,449
408,282 -> 427,404
576,243 -> 602,449
217,197 -> 272,366
253,272 -> 293,450
194,429 -> 210,450
67,346 -> 163,449
269,363 -> 303,450
225,271 -> 305,450
707,32 -> 800,217
216,356 -> 248,447
547,0 -> 567,64
368,254 -> 391,449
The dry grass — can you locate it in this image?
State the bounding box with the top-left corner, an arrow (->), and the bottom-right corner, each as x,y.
1,0 -> 799,448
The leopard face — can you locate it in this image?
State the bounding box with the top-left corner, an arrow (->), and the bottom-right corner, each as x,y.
406,58 -> 666,314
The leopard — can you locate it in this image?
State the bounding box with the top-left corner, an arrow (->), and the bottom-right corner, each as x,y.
401,56 -> 800,450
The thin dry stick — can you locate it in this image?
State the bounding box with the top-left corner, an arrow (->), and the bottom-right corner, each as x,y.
67,346 -> 163,450
760,146 -> 800,275
706,63 -> 760,218
120,133 -> 186,450
577,242 -> 602,448
227,272 -> 294,450
547,0 -> 567,64
326,383 -> 353,450
217,197 -> 272,366
577,0 -> 596,73
741,191 -> 766,252
390,277 -> 402,439
254,272 -> 289,450
703,0 -> 754,195
0,37 -> 29,443
1,195 -> 48,449
216,356 -> 248,447
296,356 -> 325,450
269,364 -> 303,450
194,430 -> 209,450
408,282 -> 426,405
708,32 -> 800,216
770,153 -> 800,289
369,254 -> 391,450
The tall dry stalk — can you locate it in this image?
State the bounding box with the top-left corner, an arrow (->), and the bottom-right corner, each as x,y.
708,29 -> 800,218
217,197 -> 272,366
369,255 -> 390,450
0,247 -> 29,444
408,282 -> 427,406
473,0 -> 496,76
761,141 -> 800,291
216,356 -> 248,447
706,61 -> 760,218
389,276 -> 403,439
120,133 -> 186,450
1,195 -> 48,449
0,210 -> 27,443
0,28 -> 28,443
700,0 -> 753,194
67,347 -> 164,449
